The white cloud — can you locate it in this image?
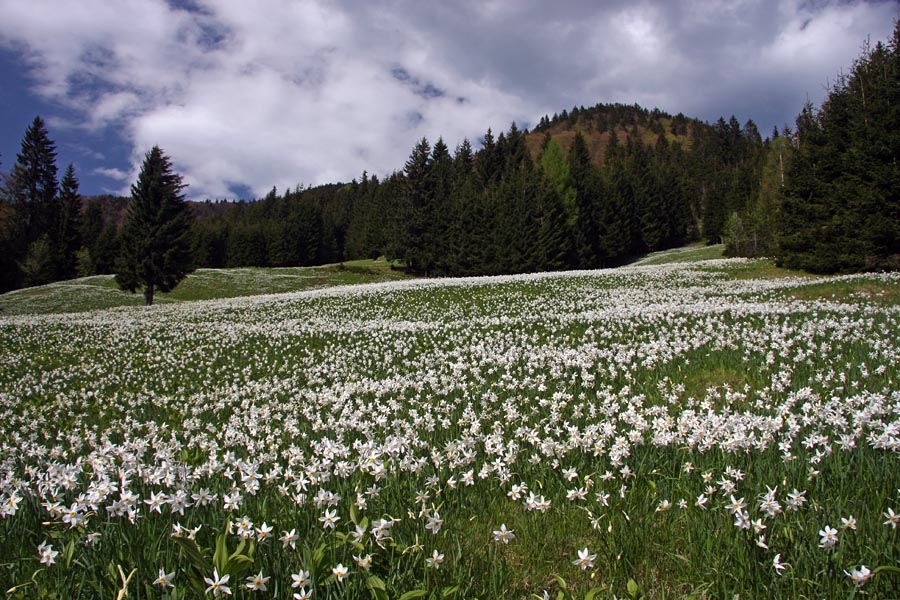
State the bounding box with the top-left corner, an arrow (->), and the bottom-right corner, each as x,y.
1,0 -> 896,198
93,166 -> 131,182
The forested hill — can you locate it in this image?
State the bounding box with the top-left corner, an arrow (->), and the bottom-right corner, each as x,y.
526,103 -> 702,166
179,102 -> 771,276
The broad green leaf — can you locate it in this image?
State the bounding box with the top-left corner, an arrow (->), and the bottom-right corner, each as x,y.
366,575 -> 387,591
172,537 -> 212,572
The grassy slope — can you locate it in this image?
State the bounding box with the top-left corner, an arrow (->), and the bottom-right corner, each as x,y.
0,248 -> 735,317
0,258 -> 413,316
4,246 -> 891,317
631,244 -> 725,266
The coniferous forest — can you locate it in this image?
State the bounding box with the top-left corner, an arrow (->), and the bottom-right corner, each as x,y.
0,20 -> 897,294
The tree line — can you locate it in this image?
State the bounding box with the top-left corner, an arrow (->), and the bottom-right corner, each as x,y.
0,117 -> 84,292
190,108 -> 768,277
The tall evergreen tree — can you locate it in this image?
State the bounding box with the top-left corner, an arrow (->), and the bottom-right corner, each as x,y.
402,137 -> 432,273
56,164 -> 82,280
567,133 -> 601,267
474,129 -> 500,188
778,19 -> 900,272
115,146 -> 195,305
429,138 -> 454,274
7,117 -> 59,241
533,172 -> 571,271
2,117 -> 59,288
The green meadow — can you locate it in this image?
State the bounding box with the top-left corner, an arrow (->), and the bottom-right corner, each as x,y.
1,254 -> 899,599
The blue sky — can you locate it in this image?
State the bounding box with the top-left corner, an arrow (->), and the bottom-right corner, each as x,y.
1,0 -> 898,200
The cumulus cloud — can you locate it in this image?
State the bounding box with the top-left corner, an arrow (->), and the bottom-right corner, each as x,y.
0,0 -> 896,198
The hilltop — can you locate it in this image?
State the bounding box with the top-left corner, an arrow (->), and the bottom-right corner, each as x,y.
525,102 -> 705,166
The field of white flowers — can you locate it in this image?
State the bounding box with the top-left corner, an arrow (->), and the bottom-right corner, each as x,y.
1,258 -> 899,599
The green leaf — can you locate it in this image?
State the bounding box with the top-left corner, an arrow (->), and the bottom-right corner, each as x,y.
626,578 -> 639,598
398,591 -> 428,600
366,575 -> 387,592
232,538 -> 246,558
63,539 -> 76,570
441,584 -> 460,598
311,542 -> 327,567
584,586 -> 607,600
553,575 -> 569,591
225,554 -> 254,577
213,532 -> 228,574
371,589 -> 390,600
172,536 -> 212,573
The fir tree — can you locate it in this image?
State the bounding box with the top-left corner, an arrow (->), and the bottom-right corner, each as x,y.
115,146 -> 195,305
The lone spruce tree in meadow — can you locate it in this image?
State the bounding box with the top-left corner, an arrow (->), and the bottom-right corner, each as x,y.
116,146 -> 194,305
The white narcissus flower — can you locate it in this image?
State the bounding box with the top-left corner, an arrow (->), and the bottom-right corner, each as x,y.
319,508 -> 340,529
818,525 -> 838,549
204,569 -> 232,597
281,528 -> 299,550
245,570 -> 269,591
572,547 -> 596,570
291,569 -> 310,588
154,567 -> 175,588
332,563 -> 349,581
773,553 -> 788,575
493,523 -> 516,543
37,542 -> 58,566
845,565 -> 871,587
425,511 -> 443,534
354,553 -> 373,570
426,549 -> 445,569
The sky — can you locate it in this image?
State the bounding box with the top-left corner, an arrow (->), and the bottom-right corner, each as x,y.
0,0 -> 897,200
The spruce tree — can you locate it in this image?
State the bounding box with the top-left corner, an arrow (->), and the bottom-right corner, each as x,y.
568,133 -> 602,268
401,137 -> 432,273
533,174 -> 570,271
2,117 -> 59,288
115,146 -> 195,305
429,138 -> 454,274
778,19 -> 900,272
57,164 -> 82,280
8,117 -> 59,242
